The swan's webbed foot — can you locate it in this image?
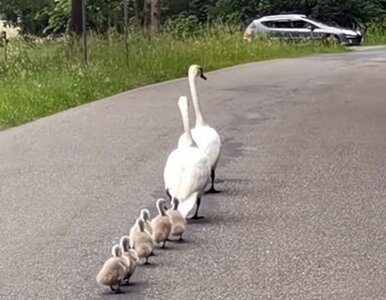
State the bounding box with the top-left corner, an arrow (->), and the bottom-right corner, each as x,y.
205,170 -> 220,194
188,214 -> 204,220
205,186 -> 221,194
114,286 -> 122,294
188,197 -> 204,219
111,282 -> 122,293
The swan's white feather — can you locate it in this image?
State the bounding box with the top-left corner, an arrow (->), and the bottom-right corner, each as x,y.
178,125 -> 221,169
164,96 -> 211,218
177,193 -> 199,218
164,145 -> 210,217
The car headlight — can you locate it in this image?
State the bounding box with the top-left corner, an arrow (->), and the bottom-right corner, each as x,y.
356,30 -> 361,35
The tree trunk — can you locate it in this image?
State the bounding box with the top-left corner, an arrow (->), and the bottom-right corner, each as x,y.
143,0 -> 150,37
150,0 -> 160,39
133,0 -> 142,26
69,0 -> 82,36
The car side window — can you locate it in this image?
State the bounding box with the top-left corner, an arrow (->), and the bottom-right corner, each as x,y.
261,21 -> 273,28
270,20 -> 292,29
292,20 -> 307,28
300,21 -> 319,30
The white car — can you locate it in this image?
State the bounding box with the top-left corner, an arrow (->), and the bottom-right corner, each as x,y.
244,14 -> 363,45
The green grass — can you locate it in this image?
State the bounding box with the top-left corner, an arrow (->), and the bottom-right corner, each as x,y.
0,29 -> 346,129
364,26 -> 386,45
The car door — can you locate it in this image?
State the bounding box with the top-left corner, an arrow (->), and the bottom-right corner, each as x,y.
305,21 -> 325,40
291,19 -> 324,41
290,20 -> 310,40
263,19 -> 294,40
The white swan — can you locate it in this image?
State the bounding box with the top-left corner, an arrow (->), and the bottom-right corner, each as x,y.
164,96 -> 210,219
178,64 -> 222,193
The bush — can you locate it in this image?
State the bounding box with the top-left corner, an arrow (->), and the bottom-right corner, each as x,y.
163,14 -> 201,38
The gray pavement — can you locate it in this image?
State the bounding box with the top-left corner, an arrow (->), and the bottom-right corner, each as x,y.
1,47 -> 386,300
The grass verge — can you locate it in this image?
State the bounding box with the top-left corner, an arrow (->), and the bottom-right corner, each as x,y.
0,30 -> 346,128
364,26 -> 386,45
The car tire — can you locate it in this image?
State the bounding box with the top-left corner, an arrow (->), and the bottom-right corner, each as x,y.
323,34 -> 340,45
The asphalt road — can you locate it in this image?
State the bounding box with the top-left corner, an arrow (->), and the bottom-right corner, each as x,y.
1,47 -> 386,300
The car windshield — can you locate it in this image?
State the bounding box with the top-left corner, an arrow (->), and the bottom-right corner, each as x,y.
304,17 -> 328,28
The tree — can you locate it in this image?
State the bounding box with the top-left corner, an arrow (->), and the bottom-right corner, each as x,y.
1,0 -> 386,36
150,0 -> 161,38
133,0 -> 144,25
69,0 -> 82,35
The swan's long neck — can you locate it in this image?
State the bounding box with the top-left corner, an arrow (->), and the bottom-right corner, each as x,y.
179,98 -> 197,147
141,209 -> 149,221
120,237 -> 130,252
189,75 -> 206,127
172,198 -> 179,210
157,201 -> 166,216
112,245 -> 122,257
137,219 -> 145,232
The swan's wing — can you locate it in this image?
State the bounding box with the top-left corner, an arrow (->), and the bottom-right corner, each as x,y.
177,132 -> 189,148
175,152 -> 210,201
163,148 -> 185,196
192,126 -> 222,169
178,193 -> 198,218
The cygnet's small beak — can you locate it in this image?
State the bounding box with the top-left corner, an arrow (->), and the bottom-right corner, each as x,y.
200,74 -> 207,80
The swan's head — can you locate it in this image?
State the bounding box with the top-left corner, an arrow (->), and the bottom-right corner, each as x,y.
140,209 -> 150,221
111,244 -> 123,257
119,235 -> 131,252
156,198 -> 168,213
189,64 -> 207,81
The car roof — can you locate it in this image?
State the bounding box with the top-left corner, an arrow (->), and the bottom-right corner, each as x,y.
255,14 -> 307,22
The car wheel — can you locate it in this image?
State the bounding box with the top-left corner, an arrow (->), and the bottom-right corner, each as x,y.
323,34 -> 340,45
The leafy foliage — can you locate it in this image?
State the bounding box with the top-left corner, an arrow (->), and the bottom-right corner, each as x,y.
0,0 -> 385,36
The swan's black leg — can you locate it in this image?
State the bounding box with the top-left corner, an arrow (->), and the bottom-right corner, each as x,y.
206,169 -> 220,194
123,276 -> 130,286
189,197 -> 204,219
162,240 -> 167,248
114,281 -> 122,294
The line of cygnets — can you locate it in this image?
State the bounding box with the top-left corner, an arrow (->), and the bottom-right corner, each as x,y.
96,64 -> 222,294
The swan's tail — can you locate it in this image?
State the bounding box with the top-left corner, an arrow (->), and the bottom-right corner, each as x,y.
176,193 -> 198,218
96,270 -> 115,286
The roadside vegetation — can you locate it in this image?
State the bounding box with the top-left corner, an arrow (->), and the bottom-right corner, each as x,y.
0,0 -> 385,128
0,30 -> 347,128
363,22 -> 386,45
